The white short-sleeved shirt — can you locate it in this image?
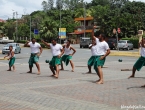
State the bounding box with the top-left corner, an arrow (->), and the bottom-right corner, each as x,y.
96,37 -> 99,44
89,44 -> 98,56
140,47 -> 145,56
95,38 -> 109,55
28,42 -> 41,53
50,44 -> 63,56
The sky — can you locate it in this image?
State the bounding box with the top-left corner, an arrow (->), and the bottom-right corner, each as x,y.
0,0 -> 145,20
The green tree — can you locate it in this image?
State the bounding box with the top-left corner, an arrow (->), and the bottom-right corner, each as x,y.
42,1 -> 48,12
17,23 -> 29,37
39,19 -> 59,40
48,0 -> 54,10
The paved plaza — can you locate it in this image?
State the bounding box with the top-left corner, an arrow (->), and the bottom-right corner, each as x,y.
0,46 -> 145,110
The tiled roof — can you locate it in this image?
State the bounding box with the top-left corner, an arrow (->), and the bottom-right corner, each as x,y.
0,19 -> 6,22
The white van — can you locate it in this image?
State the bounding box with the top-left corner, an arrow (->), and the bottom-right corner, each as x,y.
80,37 -> 91,48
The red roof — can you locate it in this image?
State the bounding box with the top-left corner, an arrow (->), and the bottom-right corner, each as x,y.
0,19 -> 6,23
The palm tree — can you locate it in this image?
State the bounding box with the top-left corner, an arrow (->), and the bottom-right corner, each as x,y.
40,19 -> 58,41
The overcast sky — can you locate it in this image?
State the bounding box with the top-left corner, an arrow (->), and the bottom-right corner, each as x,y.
0,0 -> 145,20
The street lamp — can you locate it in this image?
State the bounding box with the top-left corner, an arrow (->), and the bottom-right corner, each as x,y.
59,0 -> 62,44
78,1 -> 86,38
12,10 -> 18,41
30,15 -> 31,40
83,2 -> 86,38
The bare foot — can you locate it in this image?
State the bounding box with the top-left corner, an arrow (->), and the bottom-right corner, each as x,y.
54,75 -> 58,78
128,75 -> 134,79
27,71 -> 32,73
141,85 -> 145,87
7,69 -> 11,71
37,72 -> 41,75
71,70 -> 74,72
96,81 -> 104,84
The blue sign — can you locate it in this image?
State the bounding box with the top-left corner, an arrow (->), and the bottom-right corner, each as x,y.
34,29 -> 39,34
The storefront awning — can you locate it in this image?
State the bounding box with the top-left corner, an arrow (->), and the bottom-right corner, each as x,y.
68,32 -> 84,35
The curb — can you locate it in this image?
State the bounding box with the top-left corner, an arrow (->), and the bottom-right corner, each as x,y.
110,51 -> 140,57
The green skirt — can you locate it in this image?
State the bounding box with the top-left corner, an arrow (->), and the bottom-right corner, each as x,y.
61,55 -> 72,66
134,56 -> 145,71
28,54 -> 39,67
9,57 -> 15,67
88,56 -> 97,66
49,56 -> 61,67
94,56 -> 106,73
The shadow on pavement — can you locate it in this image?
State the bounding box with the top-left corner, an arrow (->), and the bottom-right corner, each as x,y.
82,73 -> 97,75
128,77 -> 145,79
20,72 -> 36,74
127,86 -> 145,89
78,79 -> 96,83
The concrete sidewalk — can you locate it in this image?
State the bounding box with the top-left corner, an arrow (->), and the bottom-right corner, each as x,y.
0,56 -> 145,110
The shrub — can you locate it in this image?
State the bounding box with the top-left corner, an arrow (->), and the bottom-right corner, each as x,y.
121,38 -> 139,48
16,40 -> 27,44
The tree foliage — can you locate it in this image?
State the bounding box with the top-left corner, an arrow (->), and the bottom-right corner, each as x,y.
1,0 -> 145,40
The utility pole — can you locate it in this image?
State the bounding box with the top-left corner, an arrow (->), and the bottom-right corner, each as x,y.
59,0 -> 62,44
83,2 -> 86,38
30,16 -> 31,40
16,12 -> 18,41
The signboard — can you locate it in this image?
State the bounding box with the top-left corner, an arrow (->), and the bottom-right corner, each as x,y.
138,30 -> 143,36
59,28 -> 66,39
34,29 -> 39,34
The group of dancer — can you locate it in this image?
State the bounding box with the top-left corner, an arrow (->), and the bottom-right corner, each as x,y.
3,34 -> 145,85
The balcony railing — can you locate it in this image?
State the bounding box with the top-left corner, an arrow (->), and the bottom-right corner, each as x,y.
75,26 -> 94,30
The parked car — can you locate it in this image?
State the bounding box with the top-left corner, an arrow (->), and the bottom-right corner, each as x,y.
118,40 -> 133,50
2,43 -> 21,54
107,38 -> 117,50
80,37 -> 91,48
0,37 -> 14,44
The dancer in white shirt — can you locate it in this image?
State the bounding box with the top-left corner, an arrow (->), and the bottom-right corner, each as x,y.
92,34 -> 110,84
42,39 -> 64,78
128,37 -> 145,87
87,39 -> 98,73
24,38 -> 43,75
